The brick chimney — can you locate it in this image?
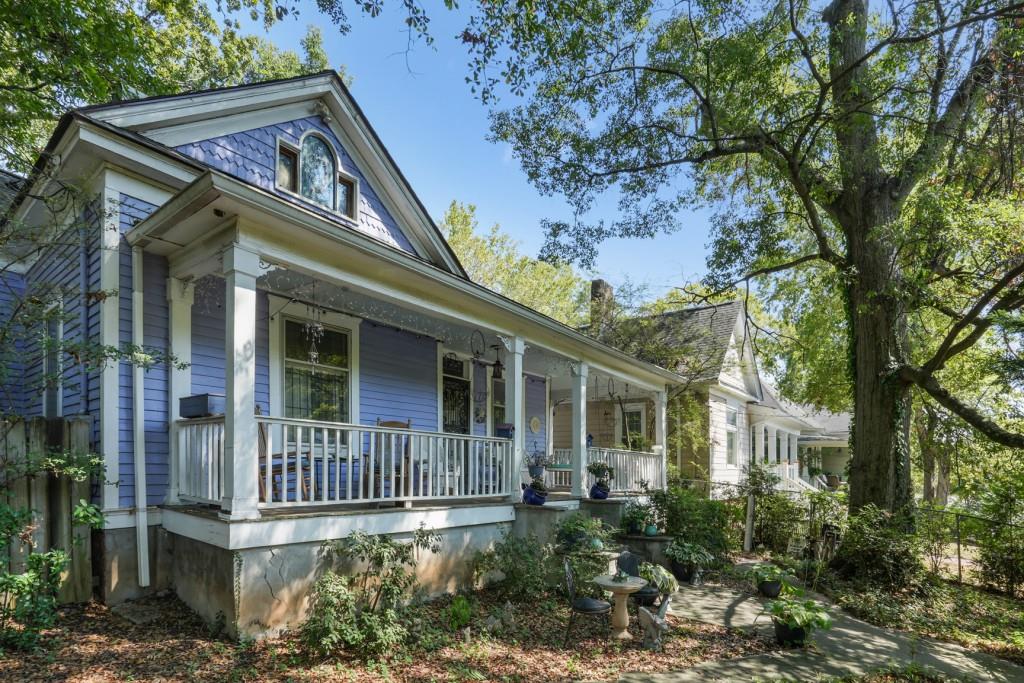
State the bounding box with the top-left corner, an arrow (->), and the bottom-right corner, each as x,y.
590,279 -> 614,330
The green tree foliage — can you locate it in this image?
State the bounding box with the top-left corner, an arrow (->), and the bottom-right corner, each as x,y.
440,201 -> 588,325
0,0 -> 342,170
456,0 -> 1024,515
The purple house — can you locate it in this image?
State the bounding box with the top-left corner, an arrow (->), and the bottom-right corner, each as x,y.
0,72 -> 675,637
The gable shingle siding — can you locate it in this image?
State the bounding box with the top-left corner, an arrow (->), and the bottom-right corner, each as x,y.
175,116 -> 415,254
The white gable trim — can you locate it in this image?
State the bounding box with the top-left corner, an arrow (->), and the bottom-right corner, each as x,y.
84,73 -> 465,276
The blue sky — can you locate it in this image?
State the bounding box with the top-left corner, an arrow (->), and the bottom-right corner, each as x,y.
246,4 -> 714,295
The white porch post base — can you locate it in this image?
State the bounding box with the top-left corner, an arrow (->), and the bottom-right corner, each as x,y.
570,362 -> 588,498
167,278 -> 194,506
220,244 -> 261,521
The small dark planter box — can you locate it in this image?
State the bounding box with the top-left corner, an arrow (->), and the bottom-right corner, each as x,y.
180,393 -> 226,418
758,580 -> 783,598
772,619 -> 808,646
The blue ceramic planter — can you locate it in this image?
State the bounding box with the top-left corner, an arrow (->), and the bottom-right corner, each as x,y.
523,487 -> 547,505
589,483 -> 610,500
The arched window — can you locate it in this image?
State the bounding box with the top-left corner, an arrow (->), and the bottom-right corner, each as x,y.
299,135 -> 335,208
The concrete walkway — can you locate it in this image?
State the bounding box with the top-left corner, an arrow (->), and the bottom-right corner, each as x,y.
618,579 -> 1024,682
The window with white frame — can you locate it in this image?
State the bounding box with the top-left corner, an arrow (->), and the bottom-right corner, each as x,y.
42,311 -> 62,418
617,402 -> 647,447
490,376 -> 506,435
283,319 -> 351,422
441,353 -> 471,435
277,133 -> 359,220
725,406 -> 738,466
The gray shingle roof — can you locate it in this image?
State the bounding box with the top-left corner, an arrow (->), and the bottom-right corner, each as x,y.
0,169 -> 23,216
641,300 -> 744,383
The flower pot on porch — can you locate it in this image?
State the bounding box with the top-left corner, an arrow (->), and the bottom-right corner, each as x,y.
757,579 -> 783,598
523,487 -> 547,505
643,523 -> 659,537
589,483 -> 610,500
772,618 -> 808,646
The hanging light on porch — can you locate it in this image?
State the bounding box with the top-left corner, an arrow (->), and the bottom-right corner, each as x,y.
490,344 -> 504,380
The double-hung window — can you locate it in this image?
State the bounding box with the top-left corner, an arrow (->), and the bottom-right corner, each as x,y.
283,319 -> 350,423
725,406 -> 738,466
617,402 -> 647,449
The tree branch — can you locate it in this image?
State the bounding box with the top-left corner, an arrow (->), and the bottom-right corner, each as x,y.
899,365 -> 1024,448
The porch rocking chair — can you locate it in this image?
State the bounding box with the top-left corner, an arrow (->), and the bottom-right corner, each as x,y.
367,418 -> 414,507
257,406 -> 309,504
563,558 -> 611,646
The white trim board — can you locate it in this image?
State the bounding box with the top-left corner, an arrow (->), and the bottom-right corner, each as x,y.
162,503 -> 516,550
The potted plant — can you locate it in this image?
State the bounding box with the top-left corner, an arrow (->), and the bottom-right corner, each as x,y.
643,514 -> 660,537
522,475 -> 548,505
557,512 -> 611,551
664,540 -> 714,583
750,563 -> 787,598
765,592 -> 831,646
527,451 -> 548,479
587,461 -> 614,500
621,500 -> 649,535
639,562 -> 679,598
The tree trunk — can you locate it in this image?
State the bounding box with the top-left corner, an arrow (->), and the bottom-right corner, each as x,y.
935,450 -> 951,506
843,206 -> 914,513
916,405 -> 938,502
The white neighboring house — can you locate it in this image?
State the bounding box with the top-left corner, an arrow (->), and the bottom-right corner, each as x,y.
617,296 -> 849,493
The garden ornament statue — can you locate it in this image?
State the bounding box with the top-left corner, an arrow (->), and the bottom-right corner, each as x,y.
638,596 -> 671,651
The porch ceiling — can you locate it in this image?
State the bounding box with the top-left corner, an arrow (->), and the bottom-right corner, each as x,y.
128,169 -> 680,390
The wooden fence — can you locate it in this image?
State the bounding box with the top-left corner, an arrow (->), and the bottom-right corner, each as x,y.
1,417 -> 92,603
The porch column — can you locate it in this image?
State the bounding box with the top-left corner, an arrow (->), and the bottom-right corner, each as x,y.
654,387 -> 667,489
767,426 -> 778,466
221,244 -> 261,520
788,434 -> 797,478
570,362 -> 588,497
166,278 -> 194,505
503,336 -> 526,499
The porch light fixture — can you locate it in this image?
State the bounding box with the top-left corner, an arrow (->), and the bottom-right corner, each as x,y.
490,344 -> 504,380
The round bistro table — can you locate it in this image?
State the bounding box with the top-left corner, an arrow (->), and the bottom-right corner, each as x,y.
592,574 -> 648,640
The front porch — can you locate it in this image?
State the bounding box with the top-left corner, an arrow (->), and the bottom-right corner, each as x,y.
128,172 -> 674,523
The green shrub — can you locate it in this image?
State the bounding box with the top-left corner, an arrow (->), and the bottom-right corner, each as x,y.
753,493 -> 804,554
0,549 -> 69,650
915,503 -> 954,576
831,505 -> 922,591
472,532 -> 551,601
664,539 -> 714,570
975,475 -> 1024,597
446,595 -> 473,631
300,525 -> 440,659
978,524 -> 1024,597
648,485 -> 730,559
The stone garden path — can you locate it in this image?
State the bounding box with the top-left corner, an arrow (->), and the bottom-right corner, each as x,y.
617,573 -> 1024,682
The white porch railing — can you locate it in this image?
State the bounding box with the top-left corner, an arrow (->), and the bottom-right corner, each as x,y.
176,416 -> 514,508
589,447 -> 665,492
537,446 -> 666,493
176,416 -> 225,505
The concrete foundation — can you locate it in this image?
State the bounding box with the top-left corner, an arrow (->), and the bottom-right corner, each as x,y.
168,517 -> 511,639
617,533 -> 673,569
579,498 -> 627,530
511,503 -> 575,542
93,525 -> 173,604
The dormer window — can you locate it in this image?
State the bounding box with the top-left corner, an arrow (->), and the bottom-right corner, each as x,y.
276,133 -> 359,221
